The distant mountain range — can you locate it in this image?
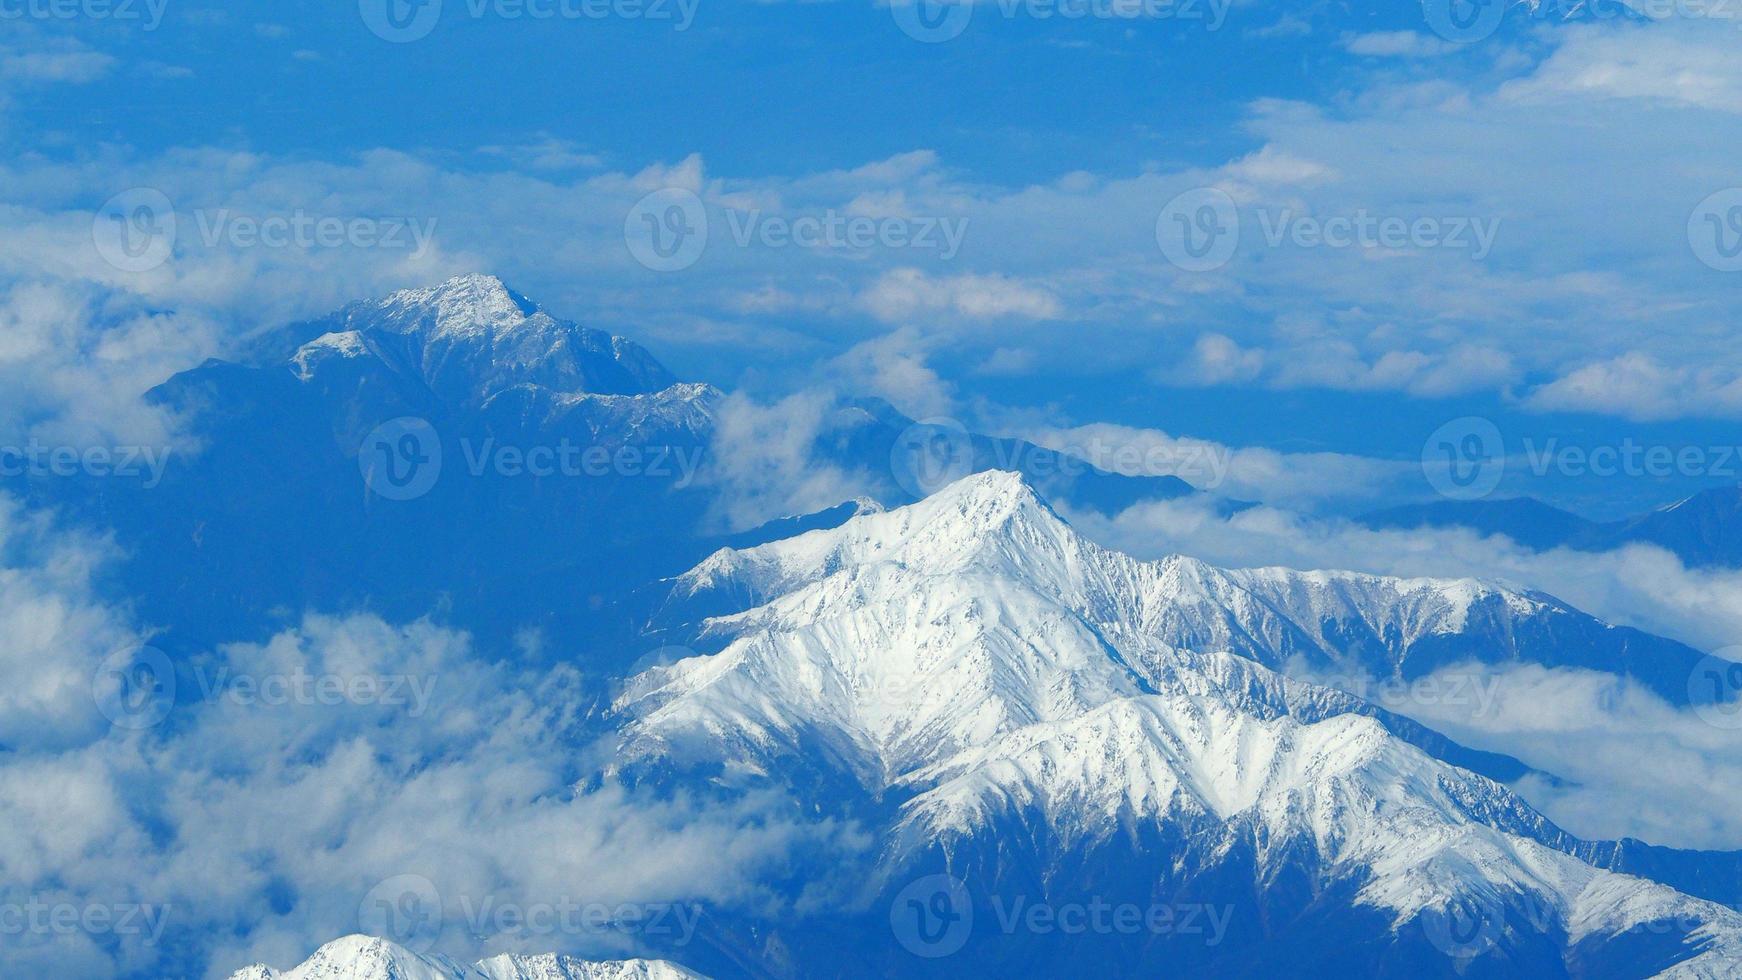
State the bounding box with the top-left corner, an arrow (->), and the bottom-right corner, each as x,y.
3,275 -> 1190,666
1361,487 -> 1742,568
23,275 -> 1742,978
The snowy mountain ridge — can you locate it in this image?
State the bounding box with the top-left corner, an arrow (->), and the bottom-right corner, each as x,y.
227,935 -> 706,980
613,471 -> 1742,975
658,469 -> 1711,703
276,273 -> 694,407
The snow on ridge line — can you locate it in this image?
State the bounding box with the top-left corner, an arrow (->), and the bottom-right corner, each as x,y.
668,469 -> 1560,666
226,934 -> 708,980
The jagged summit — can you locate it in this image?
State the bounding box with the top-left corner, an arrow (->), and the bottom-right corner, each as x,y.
375,273 -> 542,335
227,935 -> 706,980
662,469 -> 1713,705
276,274 -> 683,405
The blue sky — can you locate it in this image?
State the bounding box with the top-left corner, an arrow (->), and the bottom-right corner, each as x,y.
3,0 -> 1742,516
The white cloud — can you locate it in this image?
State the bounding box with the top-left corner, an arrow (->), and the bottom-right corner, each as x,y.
0,607 -> 860,979
0,500 -> 138,752
697,390 -> 871,531
1398,664 -> 1742,850
1222,145 -> 1338,185
1170,332 -> 1264,385
860,268 -> 1062,322
827,327 -> 957,420
478,136 -> 604,172
1500,20 -> 1742,114
1016,421 -> 1413,508
0,48 -> 114,84
1527,352 -> 1742,421
1341,31 -> 1455,59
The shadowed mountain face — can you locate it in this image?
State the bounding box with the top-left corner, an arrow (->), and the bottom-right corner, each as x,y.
23,275 -> 720,661
1362,486 -> 1742,569
0,276 -> 1193,667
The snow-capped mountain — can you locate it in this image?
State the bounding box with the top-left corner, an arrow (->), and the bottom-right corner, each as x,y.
39,275 -> 725,657
652,469 -> 1715,707
247,272 -> 720,451
228,935 -> 705,980
614,471 -> 1742,976
273,273 -> 683,404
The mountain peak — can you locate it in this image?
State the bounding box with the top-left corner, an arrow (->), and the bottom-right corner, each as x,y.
672,469 -> 1071,604
376,273 -> 542,339
920,468 -> 1045,518
227,935 -> 708,980
232,934 -> 466,979
273,275 -> 682,403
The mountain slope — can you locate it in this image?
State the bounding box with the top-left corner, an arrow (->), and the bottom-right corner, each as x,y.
265,273 -> 679,403
656,471 -> 1721,707
613,472 -> 1742,977
228,935 -> 706,980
